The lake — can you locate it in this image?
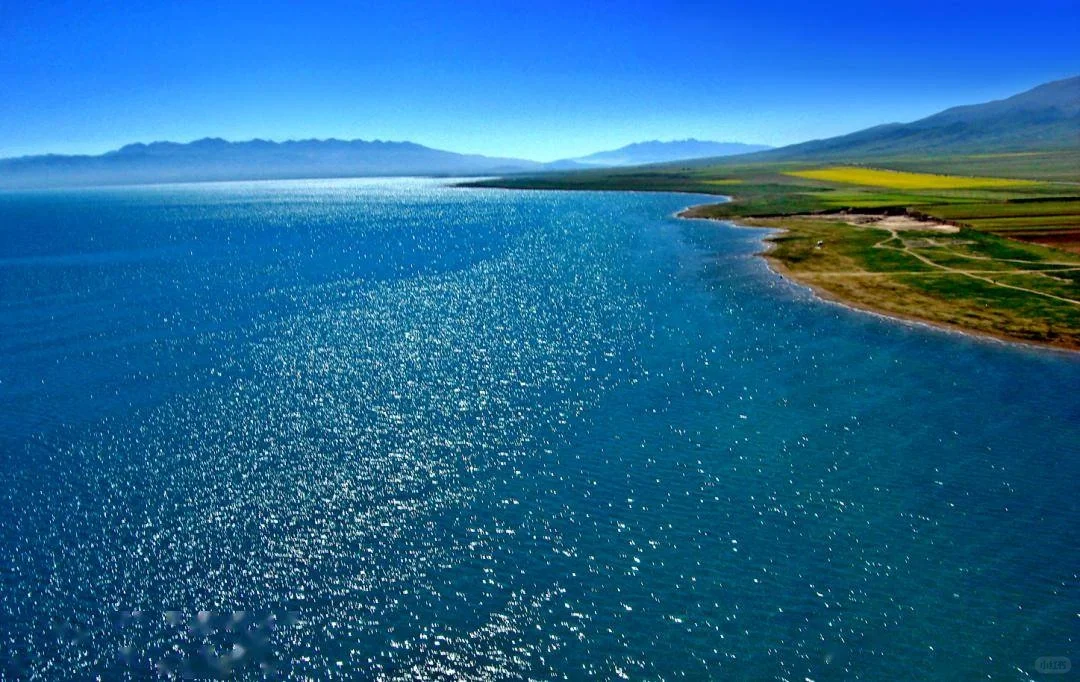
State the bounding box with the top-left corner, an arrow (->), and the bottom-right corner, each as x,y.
0,179 -> 1076,679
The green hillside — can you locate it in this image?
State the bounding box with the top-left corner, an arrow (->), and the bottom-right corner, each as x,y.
754,76 -> 1079,160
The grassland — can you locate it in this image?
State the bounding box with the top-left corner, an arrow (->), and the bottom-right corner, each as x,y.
466,152 -> 1080,350
736,215 -> 1080,348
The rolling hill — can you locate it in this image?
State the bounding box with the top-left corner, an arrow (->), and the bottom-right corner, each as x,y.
566,139 -> 771,166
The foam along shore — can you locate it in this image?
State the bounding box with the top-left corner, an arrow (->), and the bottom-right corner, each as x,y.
679,206 -> 1080,352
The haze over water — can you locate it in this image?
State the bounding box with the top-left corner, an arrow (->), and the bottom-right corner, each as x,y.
0,179 -> 1076,679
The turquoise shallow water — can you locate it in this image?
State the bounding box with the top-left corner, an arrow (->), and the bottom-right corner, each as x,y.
0,179 -> 1077,679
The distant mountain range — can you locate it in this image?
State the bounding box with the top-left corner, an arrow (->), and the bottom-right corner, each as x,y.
565,139 -> 771,166
754,75 -> 1079,161
0,136 -> 770,189
2,75 -> 1075,189
0,138 -> 547,189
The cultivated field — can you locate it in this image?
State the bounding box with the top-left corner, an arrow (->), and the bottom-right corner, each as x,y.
785,167 -> 1038,190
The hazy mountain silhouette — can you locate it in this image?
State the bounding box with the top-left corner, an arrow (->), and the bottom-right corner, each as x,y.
567,139 -> 771,166
0,137 -> 779,188
6,76 -> 1071,189
0,138 -> 544,189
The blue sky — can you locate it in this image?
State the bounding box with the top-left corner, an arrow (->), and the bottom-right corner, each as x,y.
1,0 -> 1078,161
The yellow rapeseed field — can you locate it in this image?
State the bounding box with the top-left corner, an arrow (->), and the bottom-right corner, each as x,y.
786,167 -> 1037,189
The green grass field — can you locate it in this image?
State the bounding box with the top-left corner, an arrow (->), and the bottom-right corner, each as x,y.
465,153 -> 1080,349
739,215 -> 1080,347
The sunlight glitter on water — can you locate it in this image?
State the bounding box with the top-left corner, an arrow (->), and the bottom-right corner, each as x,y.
0,179 -> 1076,679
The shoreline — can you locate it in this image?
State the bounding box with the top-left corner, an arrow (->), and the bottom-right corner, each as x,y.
677,204 -> 1080,355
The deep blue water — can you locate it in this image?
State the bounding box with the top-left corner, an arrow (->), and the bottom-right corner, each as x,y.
0,178 -> 1076,680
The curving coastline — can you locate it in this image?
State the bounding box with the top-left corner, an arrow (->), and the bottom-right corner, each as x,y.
679,203 -> 1080,353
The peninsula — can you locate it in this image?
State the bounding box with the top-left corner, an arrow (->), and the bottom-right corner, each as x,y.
467,76 -> 1080,350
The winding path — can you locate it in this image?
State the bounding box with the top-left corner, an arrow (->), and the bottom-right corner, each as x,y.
870,227 -> 1080,306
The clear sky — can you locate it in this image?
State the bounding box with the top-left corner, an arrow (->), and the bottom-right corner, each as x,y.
1,0 -> 1078,161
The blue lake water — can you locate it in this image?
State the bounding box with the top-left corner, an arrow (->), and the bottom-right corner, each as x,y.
0,178 -> 1076,679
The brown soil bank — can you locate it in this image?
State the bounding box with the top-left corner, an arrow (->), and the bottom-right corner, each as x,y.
682,209 -> 1080,353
